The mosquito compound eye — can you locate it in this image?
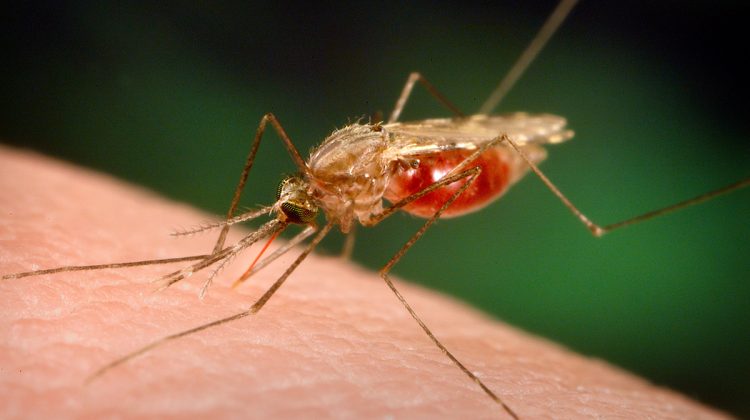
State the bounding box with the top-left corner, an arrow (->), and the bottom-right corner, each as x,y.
275,175 -> 317,224
280,202 -> 318,224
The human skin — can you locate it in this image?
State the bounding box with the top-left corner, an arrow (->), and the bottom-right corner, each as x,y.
0,145 -> 729,419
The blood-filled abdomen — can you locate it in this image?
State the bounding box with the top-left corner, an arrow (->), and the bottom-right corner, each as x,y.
384,145 -> 545,218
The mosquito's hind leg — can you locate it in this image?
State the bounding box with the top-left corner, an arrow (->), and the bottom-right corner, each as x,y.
500,134 -> 750,236
388,0 -> 578,124
387,73 -> 465,123
478,0 -> 578,114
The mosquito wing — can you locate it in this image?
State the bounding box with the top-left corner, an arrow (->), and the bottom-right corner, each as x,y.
384,113 -> 573,157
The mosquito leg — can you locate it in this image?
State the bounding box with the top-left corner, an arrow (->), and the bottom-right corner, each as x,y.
1,255 -> 209,281
388,0 -> 579,125
340,225 -> 356,260
479,0 -> 579,114
152,246 -> 241,292
366,144 -> 520,415
366,168 -> 476,226
501,134 -> 750,236
372,167 -> 519,418
87,221 -> 333,383
3,113 -> 310,282
211,113 -> 310,255
368,137 -> 504,225
155,220 -> 284,291
1,208 -> 276,283
387,72 -> 465,123
2,207 -> 271,281
378,274 -> 519,419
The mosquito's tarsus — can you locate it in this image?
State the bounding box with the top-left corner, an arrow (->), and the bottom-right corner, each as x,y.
500,136 -> 750,236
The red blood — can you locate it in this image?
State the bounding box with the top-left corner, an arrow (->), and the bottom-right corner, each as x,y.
384,148 -> 510,218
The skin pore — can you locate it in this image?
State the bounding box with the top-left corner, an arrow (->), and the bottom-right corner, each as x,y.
0,145 -> 729,418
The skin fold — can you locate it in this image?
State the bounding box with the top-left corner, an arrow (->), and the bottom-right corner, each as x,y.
0,145 -> 728,419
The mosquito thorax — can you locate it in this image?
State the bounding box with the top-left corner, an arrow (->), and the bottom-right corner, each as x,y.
275,175 -> 318,224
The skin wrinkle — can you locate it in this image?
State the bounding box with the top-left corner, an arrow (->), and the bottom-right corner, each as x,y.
0,145 -> 730,419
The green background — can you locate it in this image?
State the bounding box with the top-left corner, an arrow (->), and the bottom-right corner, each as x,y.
2,1 -> 748,416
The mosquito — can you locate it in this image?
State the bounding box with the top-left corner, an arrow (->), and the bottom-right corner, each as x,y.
3,1 -> 749,418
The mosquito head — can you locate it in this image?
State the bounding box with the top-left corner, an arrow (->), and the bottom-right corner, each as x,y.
275,175 -> 318,225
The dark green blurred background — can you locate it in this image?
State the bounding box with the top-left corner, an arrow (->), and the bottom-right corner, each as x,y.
2,1 -> 748,415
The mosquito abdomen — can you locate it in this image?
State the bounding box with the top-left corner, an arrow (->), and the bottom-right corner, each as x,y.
384,145 -> 546,218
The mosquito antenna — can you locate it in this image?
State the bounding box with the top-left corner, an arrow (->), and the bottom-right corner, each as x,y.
478,0 -> 579,114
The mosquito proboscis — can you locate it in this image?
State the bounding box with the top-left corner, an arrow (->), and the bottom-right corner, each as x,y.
3,1 -> 749,418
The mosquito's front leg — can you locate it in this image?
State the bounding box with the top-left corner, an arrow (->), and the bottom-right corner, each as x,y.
501,134 -> 750,236
0,255 -> 209,281
2,114 -> 311,285
211,113 -> 310,254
